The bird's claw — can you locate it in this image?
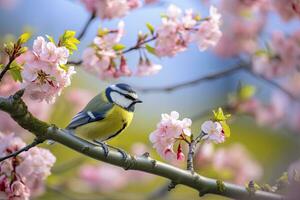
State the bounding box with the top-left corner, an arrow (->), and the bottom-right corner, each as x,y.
108,145 -> 128,161
93,140 -> 109,157
116,148 -> 128,161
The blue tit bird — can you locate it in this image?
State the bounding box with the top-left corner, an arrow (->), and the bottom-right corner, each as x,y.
66,83 -> 142,157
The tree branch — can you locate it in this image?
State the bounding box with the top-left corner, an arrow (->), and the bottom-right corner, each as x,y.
243,68 -> 300,101
0,90 -> 284,200
135,63 -> 244,93
77,12 -> 96,40
0,138 -> 42,162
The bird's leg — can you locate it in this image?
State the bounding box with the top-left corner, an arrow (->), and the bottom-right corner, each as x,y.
105,145 -> 128,161
93,140 -> 109,157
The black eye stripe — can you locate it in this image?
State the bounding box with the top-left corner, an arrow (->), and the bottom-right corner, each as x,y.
111,90 -> 135,101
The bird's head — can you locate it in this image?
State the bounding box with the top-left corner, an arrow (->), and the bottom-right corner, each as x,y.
105,83 -> 142,112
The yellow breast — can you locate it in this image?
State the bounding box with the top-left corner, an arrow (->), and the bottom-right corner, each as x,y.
74,105 -> 134,141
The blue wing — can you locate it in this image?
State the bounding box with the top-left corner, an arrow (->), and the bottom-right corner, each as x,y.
66,103 -> 113,129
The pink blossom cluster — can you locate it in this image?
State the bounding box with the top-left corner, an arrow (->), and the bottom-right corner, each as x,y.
252,31 -> 300,78
201,120 -> 225,143
213,144 -> 263,185
0,74 -> 52,135
215,0 -> 269,57
272,0 -> 300,21
155,4 -> 222,57
80,0 -> 155,20
18,36 -> 75,103
230,91 -> 290,128
82,21 -> 130,80
195,143 -> 263,185
78,143 -> 153,192
149,111 -> 192,161
0,133 -> 56,200
82,21 -> 162,79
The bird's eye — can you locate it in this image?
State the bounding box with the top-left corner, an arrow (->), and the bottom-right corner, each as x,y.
124,94 -> 135,101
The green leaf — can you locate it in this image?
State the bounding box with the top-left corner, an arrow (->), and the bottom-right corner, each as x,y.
59,30 -> 80,54
18,47 -> 28,55
213,107 -> 231,121
146,23 -> 155,35
18,32 -> 31,44
9,61 -> 23,82
238,84 -> 256,101
59,64 -> 68,72
4,42 -> 15,56
220,121 -> 230,138
112,44 -> 126,51
145,44 -> 156,56
254,49 -> 268,57
194,14 -> 201,21
98,28 -> 110,37
46,35 -> 55,43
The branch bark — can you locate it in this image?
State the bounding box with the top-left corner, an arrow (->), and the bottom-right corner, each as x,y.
0,90 -> 284,200
135,63 -> 244,93
77,12 -> 95,40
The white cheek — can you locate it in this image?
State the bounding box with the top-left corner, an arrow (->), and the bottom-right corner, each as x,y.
110,92 -> 132,108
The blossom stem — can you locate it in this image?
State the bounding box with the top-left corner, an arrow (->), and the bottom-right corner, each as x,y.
67,35 -> 158,66
0,138 -> 43,162
77,12 -> 96,40
0,56 -> 14,82
0,90 -> 285,200
187,137 -> 196,172
122,34 -> 158,54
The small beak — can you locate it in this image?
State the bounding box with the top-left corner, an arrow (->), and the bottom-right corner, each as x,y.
134,99 -> 143,104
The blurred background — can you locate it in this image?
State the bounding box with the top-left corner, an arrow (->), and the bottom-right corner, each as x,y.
0,0 -> 300,199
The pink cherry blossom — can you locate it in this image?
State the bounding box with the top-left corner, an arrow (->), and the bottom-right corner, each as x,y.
149,111 -> 192,161
252,31 -> 300,78
155,17 -> 188,57
33,36 -> 69,65
135,59 -> 162,76
213,144 -> 263,185
82,21 -> 131,80
201,120 -> 225,143
194,6 -> 222,51
254,92 -> 288,127
80,0 -> 141,20
155,5 -> 222,57
19,36 -> 76,103
272,0 -> 300,21
0,133 -> 56,199
144,0 -> 158,4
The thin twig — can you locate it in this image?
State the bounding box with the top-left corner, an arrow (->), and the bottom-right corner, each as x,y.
135,63 -> 244,93
67,60 -> 83,65
0,138 -> 43,162
77,12 -> 96,40
0,55 -> 15,82
67,35 -> 158,66
122,34 -> 158,54
243,68 -> 300,101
